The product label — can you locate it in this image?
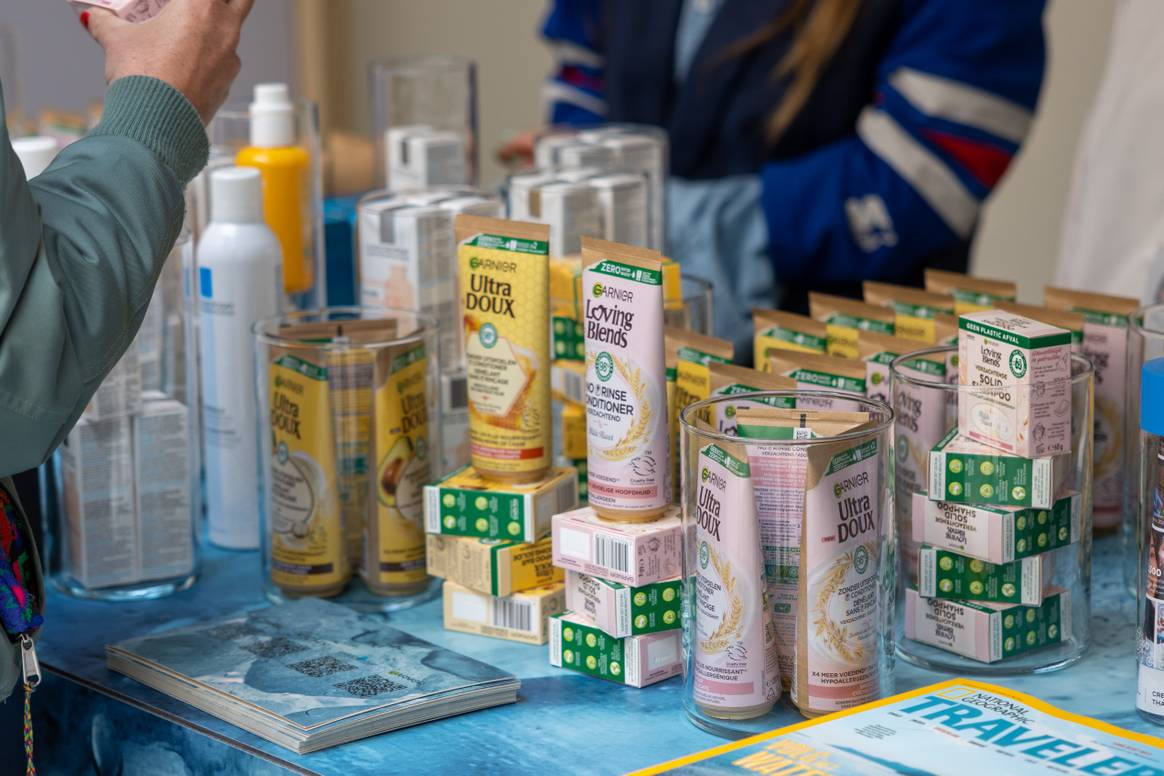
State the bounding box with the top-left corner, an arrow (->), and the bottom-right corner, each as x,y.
584,259 -> 668,513
269,354 -> 346,593
710,384 -> 796,436
368,343 -> 430,589
694,444 -> 780,713
754,327 -> 829,370
824,314 -> 893,359
797,436 -> 882,715
892,300 -> 955,343
1076,315 -> 1128,519
459,232 -> 551,476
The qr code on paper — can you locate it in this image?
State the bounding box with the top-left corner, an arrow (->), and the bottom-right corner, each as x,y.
334,675 -> 407,698
289,656 -> 357,678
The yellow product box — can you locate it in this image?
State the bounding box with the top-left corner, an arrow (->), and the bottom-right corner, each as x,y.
424,465 -> 579,542
426,534 -> 562,597
808,292 -> 895,358
924,269 -> 1016,315
752,307 -> 828,367
443,580 -> 565,645
863,281 -> 956,343
561,401 -> 588,460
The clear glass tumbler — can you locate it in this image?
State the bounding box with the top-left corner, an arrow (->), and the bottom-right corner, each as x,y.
254,307 -> 441,611
893,346 -> 1094,675
679,392 -> 895,738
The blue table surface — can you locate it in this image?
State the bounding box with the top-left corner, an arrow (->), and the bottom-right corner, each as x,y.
36,535 -> 1161,775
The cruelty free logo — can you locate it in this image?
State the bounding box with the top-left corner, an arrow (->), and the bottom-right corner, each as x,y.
596,352 -> 615,382
1009,349 -> 1028,378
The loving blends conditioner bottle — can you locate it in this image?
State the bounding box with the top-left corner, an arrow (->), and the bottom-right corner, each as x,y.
580,237 -> 669,522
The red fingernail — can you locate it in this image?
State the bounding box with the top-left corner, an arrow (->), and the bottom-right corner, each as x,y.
80,11 -> 90,29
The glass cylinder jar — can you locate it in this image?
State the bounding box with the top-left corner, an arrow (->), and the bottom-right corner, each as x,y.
254,308 -> 441,611
678,392 -> 895,738
666,275 -> 714,336
893,346 -> 1094,675
1126,305 -> 1164,593
370,56 -> 478,192
43,234 -> 200,600
206,92 -> 326,311
1137,357 -> 1164,725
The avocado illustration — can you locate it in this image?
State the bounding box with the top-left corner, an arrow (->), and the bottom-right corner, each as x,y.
378,436 -> 415,508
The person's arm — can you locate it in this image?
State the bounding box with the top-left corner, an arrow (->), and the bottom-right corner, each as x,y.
761,0 -> 1046,292
0,0 -> 251,476
542,0 -> 606,125
0,76 -> 205,476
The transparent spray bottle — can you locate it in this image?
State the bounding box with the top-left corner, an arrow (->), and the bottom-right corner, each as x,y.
1137,358 -> 1164,725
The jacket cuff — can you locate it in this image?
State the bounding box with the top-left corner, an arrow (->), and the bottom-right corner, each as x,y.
89,76 -> 209,185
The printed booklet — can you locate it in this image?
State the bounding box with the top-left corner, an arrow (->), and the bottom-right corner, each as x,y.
637,679 -> 1164,774
107,598 -> 519,753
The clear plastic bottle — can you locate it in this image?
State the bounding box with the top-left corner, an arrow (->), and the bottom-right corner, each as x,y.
1137,357 -> 1164,725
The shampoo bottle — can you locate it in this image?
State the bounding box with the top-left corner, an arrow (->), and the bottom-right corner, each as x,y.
236,83 -> 313,295
199,167 -> 283,549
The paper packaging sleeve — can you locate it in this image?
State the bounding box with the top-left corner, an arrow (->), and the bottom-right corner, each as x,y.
442,581 -> 565,646
551,506 -> 682,587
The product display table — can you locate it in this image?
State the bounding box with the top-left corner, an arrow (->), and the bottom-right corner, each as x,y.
27,536 -> 1156,775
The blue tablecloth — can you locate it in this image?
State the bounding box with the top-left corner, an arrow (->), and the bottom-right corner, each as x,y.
25,535 -> 1159,775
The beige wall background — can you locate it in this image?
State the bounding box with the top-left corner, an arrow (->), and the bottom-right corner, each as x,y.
310,0 -> 551,187
315,0 -> 1117,295
971,0 -> 1116,300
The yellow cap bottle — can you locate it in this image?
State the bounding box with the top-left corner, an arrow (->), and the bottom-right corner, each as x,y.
236,83 -> 314,295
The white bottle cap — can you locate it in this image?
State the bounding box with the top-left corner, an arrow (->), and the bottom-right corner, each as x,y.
12,136 -> 58,179
210,166 -> 265,224
249,82 -> 295,148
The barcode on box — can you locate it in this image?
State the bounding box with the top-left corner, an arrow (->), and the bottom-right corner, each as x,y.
594,534 -> 630,574
492,598 -> 534,633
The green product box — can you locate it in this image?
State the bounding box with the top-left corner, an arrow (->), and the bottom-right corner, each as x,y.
564,570 -> 681,638
548,612 -> 682,688
905,587 -> 1070,663
911,491 -> 1081,564
918,546 -> 1048,605
928,427 -> 1069,509
424,465 -> 578,542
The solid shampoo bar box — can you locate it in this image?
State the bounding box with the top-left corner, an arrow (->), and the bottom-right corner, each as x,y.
426,534 -> 561,597
905,587 -> 1069,663
424,465 -> 578,543
551,506 -> 682,587
442,581 -> 565,646
549,611 -> 682,688
564,570 -> 682,638
911,491 -> 1080,564
928,427 -> 1070,510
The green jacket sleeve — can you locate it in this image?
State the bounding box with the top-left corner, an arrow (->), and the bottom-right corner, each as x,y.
0,76 -> 208,476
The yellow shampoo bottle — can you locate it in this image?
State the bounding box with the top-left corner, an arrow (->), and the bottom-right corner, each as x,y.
236,83 -> 314,295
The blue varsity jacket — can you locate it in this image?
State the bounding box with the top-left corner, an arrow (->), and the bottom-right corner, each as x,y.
542,0 -> 1046,311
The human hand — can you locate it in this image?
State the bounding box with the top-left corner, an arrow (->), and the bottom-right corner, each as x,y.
497,130 -> 538,168
83,0 -> 255,124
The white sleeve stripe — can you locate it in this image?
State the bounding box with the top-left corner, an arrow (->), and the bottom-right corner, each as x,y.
548,41 -> 604,69
542,82 -> 608,116
858,108 -> 979,239
889,67 -> 1032,145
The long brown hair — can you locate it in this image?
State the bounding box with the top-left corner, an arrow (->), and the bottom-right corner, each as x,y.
727,0 -> 862,142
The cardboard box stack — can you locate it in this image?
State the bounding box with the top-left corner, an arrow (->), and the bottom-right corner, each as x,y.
906,310 -> 1076,663
425,466 -> 578,645
548,506 -> 684,687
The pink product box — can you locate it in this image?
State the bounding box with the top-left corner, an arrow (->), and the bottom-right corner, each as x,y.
69,0 -> 169,23
551,506 -> 682,587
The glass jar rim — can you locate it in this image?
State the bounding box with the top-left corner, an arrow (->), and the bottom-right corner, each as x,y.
213,95 -> 318,122
370,54 -> 473,75
253,306 -> 437,351
679,391 -> 894,446
889,345 -> 1094,390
